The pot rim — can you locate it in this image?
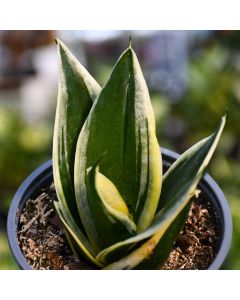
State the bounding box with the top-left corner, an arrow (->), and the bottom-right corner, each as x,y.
7,148 -> 232,270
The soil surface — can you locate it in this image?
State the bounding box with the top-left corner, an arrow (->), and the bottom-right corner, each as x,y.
162,201 -> 220,269
18,184 -> 220,270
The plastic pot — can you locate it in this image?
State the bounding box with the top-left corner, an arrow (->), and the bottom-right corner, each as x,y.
7,148 -> 232,270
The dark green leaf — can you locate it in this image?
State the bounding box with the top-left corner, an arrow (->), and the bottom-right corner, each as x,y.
74,46 -> 161,252
53,39 -> 101,224
98,115 -> 226,268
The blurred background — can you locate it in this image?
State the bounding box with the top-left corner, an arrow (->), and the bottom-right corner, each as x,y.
0,30 -> 239,269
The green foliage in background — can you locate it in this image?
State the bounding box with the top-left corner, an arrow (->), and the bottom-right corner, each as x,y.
0,232 -> 18,270
0,106 -> 52,216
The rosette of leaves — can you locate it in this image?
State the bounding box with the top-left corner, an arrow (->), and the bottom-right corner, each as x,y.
53,39 -> 226,269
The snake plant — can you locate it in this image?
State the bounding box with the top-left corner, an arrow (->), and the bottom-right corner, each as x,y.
52,39 -> 226,269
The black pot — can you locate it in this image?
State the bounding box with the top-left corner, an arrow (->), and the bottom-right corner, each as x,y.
7,148 -> 232,270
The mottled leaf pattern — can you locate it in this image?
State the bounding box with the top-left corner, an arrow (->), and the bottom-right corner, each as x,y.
74,46 -> 161,252
52,39 -> 101,265
52,39 -> 226,269
98,115 -> 226,268
53,39 -> 100,223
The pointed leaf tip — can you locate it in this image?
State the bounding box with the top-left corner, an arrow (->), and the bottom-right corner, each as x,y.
223,111 -> 228,122
55,38 -> 65,47
55,38 -> 67,52
128,36 -> 132,48
54,38 -> 59,45
214,113 -> 226,140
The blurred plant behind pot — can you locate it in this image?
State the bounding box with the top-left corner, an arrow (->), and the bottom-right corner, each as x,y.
0,106 -> 52,218
0,231 -> 18,269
